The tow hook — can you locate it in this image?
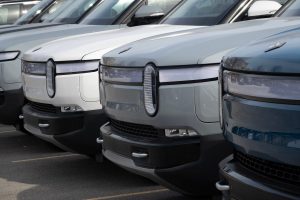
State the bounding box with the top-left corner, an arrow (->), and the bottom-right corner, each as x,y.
96,137 -> 103,144
216,180 -> 230,200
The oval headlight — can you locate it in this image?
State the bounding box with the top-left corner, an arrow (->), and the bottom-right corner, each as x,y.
143,64 -> 158,117
46,60 -> 56,98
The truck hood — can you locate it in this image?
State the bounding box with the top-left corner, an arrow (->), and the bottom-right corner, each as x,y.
23,25 -> 200,62
102,17 -> 300,67
223,27 -> 300,74
0,24 -> 18,30
0,24 -> 122,53
0,23 -> 64,35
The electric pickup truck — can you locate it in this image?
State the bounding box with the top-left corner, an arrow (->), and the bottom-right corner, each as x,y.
0,0 -> 181,130
0,0 -> 103,33
99,16 -> 300,200
20,0 -> 283,157
0,0 -> 39,25
217,25 -> 300,200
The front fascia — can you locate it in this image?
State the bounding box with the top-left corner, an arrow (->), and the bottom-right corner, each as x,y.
102,64 -> 221,137
22,60 -> 101,111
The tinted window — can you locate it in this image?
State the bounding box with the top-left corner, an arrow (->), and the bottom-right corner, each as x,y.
15,0 -> 53,25
81,0 -> 136,25
0,2 -> 38,25
162,0 -> 239,26
148,0 -> 181,13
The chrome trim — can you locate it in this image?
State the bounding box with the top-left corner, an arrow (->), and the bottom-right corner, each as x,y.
38,123 -> 50,128
132,152 -> 148,158
216,181 -> 230,191
96,138 -> 103,144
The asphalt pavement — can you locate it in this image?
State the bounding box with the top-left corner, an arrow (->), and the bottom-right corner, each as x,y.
0,125 -> 202,200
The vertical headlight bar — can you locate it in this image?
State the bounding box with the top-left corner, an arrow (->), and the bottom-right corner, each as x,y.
144,64 -> 158,117
46,60 -> 56,98
219,65 -> 224,129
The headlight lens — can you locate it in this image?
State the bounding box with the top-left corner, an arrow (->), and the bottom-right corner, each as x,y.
102,66 -> 143,84
22,60 -> 46,75
219,66 -> 224,129
0,51 -> 20,62
46,60 -> 56,98
56,60 -> 99,74
144,64 -> 158,117
223,71 -> 300,101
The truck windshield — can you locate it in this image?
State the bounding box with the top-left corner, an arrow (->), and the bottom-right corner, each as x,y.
80,0 -> 136,25
0,1 -> 39,25
41,0 -> 98,23
15,0 -> 53,25
278,0 -> 300,17
161,0 -> 239,25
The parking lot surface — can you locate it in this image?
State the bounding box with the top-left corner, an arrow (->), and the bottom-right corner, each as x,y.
0,125 -> 202,200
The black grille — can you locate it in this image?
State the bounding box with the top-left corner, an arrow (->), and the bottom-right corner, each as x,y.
29,101 -> 59,113
110,119 -> 164,138
235,151 -> 300,185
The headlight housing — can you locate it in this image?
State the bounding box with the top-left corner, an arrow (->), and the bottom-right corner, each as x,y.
46,60 -> 56,98
0,51 -> 20,62
102,66 -> 143,84
223,71 -> 300,102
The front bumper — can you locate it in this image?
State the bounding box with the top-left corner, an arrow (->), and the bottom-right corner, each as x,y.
0,88 -> 24,125
219,156 -> 300,200
101,123 -> 232,196
23,104 -> 107,155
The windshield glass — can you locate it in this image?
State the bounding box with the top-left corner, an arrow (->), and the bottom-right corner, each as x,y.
39,0 -> 98,23
278,0 -> 300,17
15,0 -> 53,25
0,1 -> 39,25
148,0 -> 182,13
80,0 -> 136,25
162,0 -> 239,26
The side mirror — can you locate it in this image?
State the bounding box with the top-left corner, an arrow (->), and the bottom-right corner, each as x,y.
129,5 -> 165,26
248,0 -> 282,19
